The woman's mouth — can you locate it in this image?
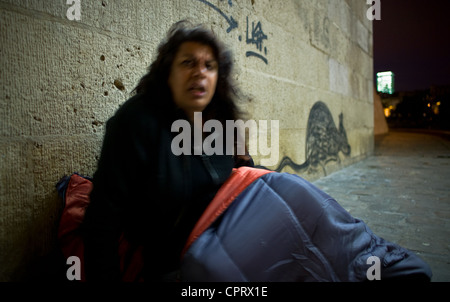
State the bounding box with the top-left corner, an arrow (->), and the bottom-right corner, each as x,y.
189,84 -> 206,97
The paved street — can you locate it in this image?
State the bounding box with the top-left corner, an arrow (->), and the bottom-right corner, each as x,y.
313,129 -> 450,282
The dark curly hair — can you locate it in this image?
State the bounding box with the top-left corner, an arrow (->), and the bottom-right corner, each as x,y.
133,20 -> 245,124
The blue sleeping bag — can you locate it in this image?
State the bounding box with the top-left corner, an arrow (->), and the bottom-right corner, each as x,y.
181,167 -> 432,282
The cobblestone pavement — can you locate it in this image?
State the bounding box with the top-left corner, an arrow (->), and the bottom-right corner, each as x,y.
313,129 -> 450,282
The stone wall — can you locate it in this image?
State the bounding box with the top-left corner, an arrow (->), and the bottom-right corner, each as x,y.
0,0 -> 373,281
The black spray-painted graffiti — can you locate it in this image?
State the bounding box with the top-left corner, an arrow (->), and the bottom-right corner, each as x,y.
196,0 -> 269,64
257,101 -> 351,175
244,16 -> 268,64
197,0 -> 237,32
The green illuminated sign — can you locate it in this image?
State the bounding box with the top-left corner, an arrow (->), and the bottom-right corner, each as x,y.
377,71 -> 395,94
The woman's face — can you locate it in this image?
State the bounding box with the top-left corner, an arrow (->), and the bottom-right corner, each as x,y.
168,41 -> 219,121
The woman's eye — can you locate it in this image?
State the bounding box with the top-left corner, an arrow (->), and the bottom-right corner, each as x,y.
181,60 -> 193,67
206,62 -> 217,70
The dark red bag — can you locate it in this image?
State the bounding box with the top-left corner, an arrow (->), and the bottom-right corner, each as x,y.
57,173 -> 144,281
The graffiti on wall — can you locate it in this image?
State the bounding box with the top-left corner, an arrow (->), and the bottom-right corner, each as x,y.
196,0 -> 269,64
195,2 -> 350,173
244,16 -> 268,64
197,0 -> 238,32
257,101 -> 351,175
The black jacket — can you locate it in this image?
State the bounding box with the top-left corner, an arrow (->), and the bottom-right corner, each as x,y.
82,93 -> 252,281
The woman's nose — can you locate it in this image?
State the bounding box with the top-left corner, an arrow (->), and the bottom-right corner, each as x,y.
193,64 -> 207,77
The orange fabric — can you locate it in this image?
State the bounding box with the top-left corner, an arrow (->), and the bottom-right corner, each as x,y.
181,167 -> 273,257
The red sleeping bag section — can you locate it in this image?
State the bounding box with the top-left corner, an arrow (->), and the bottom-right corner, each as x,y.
182,167 -> 273,256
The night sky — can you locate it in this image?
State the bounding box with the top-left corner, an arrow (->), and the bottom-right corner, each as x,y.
373,0 -> 450,92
